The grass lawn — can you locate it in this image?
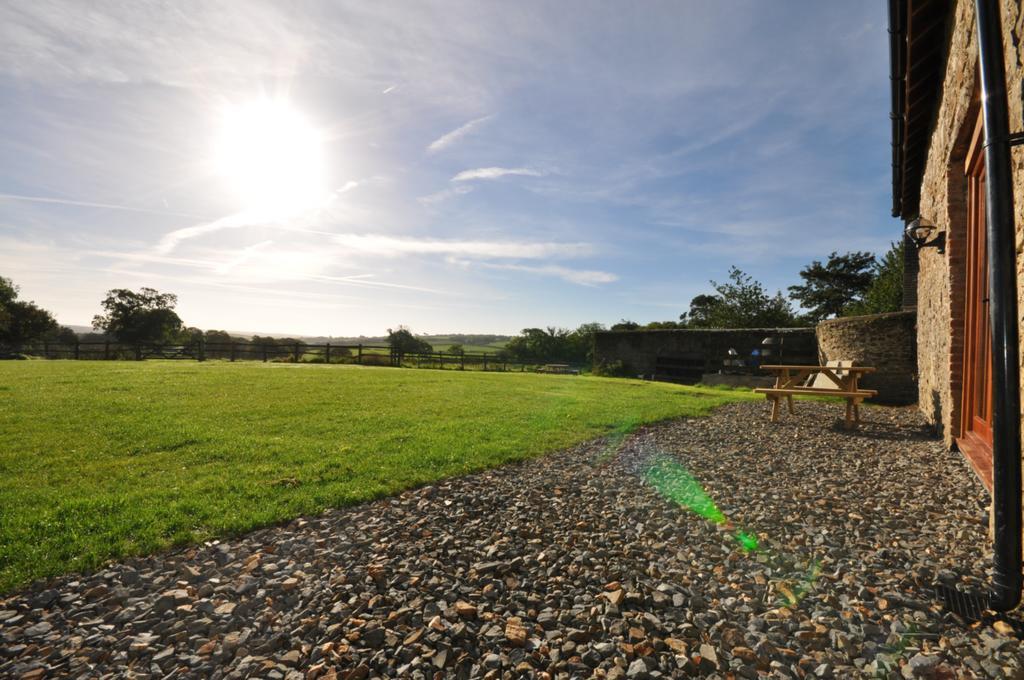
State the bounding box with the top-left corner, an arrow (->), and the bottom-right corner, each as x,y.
0,361 -> 754,592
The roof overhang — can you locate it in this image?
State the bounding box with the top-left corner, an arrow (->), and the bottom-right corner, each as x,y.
889,0 -> 953,220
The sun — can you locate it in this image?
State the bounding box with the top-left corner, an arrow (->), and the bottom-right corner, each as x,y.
213,97 -> 326,219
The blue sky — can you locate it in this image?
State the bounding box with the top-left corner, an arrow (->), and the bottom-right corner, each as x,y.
0,1 -> 892,336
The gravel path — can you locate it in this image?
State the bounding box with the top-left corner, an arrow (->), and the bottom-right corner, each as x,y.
2,400 -> 1022,679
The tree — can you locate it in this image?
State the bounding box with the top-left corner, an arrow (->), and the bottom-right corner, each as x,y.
51,326 -> 78,344
644,320 -> 685,329
682,267 -> 801,328
844,241 -> 905,316
92,287 -> 183,344
447,343 -> 465,355
788,251 -> 876,321
680,294 -> 724,327
387,326 -> 433,355
610,320 -> 640,331
566,322 -> 606,363
505,327 -> 570,363
0,276 -> 60,344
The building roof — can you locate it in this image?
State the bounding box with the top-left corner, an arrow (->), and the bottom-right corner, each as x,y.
888,0 -> 953,220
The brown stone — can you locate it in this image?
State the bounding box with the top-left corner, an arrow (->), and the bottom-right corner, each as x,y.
664,638 -> 688,655
454,601 -> 477,619
994,620 -> 1015,636
604,589 -> 626,606
505,617 -> 527,647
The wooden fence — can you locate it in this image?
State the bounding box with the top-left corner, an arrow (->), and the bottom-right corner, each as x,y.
3,340 -> 567,373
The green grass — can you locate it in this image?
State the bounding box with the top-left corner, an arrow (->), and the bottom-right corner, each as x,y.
0,361 -> 754,591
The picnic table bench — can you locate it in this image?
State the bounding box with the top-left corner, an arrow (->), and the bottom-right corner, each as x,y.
753,363 -> 877,429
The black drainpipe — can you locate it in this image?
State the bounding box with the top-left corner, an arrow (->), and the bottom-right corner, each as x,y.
888,0 -> 906,218
974,0 -> 1023,612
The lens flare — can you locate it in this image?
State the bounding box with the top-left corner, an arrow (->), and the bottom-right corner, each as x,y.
641,453 -> 820,607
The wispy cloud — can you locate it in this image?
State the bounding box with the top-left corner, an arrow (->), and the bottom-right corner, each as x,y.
0,192 -> 206,220
451,167 -> 544,182
426,115 -> 493,153
89,247 -> 445,294
333,233 -> 594,260
417,185 -> 474,205
481,262 -> 618,286
155,213 -> 261,254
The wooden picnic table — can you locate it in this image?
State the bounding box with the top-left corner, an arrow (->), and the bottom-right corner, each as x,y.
754,364 -> 877,429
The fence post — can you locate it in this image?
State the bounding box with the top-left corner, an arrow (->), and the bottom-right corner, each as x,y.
483,353 -> 488,371
135,344 -> 142,361
74,339 -> 80,360
43,341 -> 49,359
104,341 -> 110,360
293,342 -> 300,363
358,344 -> 363,364
198,337 -> 206,362
461,353 -> 465,370
439,352 -> 443,369
230,342 -> 236,362
325,343 -> 331,364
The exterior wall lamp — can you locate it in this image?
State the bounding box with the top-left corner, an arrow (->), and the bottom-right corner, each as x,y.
904,217 -> 945,253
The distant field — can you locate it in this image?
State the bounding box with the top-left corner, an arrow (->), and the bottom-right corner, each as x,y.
0,361 -> 753,591
429,341 -> 508,353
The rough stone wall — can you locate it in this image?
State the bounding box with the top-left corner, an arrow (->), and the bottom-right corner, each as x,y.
915,0 -> 977,445
914,0 -> 1024,446
816,312 -> 918,405
593,328 -> 817,381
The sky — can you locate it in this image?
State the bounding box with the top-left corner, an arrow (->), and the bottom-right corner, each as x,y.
0,1 -> 894,337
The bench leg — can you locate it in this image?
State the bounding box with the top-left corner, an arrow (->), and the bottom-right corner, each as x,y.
844,400 -> 854,430
787,395 -> 795,415
854,401 -> 861,424
770,396 -> 780,423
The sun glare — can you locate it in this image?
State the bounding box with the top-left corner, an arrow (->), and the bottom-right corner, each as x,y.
214,98 -> 326,219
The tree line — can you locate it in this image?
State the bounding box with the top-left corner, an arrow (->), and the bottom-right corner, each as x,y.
2,240 -> 905,364
613,240 -> 906,331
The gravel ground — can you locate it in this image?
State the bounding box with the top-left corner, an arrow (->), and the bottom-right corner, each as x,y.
2,400 -> 1022,679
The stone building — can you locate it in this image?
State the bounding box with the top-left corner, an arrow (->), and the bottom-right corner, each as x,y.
889,0 -> 1024,491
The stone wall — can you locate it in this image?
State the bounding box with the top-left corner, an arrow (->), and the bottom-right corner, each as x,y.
910,0 -> 1024,449
914,0 -> 977,444
593,328 -> 817,381
816,311 -> 918,405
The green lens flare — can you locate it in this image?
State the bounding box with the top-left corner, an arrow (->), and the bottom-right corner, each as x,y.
735,530 -> 759,552
646,457 -> 726,525
643,454 -> 820,607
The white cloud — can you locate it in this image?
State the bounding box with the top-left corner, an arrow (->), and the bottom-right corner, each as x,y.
155,212 -> 261,254
417,185 -> 474,205
333,233 -> 594,260
482,262 -> 618,286
0,192 -> 206,220
426,115 -> 493,153
451,167 -> 544,182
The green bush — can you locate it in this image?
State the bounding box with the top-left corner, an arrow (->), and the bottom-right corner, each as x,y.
593,359 -> 633,378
